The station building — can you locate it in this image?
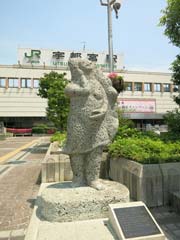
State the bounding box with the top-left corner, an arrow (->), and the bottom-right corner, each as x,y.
0,48 -> 178,130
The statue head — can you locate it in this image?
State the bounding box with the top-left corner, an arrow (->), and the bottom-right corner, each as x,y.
68,58 -> 96,75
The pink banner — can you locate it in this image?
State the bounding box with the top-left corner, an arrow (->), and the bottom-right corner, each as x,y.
117,99 -> 156,113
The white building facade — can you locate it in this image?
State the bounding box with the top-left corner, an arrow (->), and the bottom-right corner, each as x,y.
0,48 -> 178,129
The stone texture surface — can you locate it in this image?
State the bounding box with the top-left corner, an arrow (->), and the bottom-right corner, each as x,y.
41,143 -> 73,183
109,158 -> 180,207
151,206 -> 180,240
36,219 -> 118,240
25,183 -> 180,240
37,180 -> 129,222
62,58 -> 118,188
42,143 -> 109,183
171,191 -> 180,214
160,163 -> 180,205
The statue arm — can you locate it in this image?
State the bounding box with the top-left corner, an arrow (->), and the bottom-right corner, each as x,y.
90,95 -> 108,120
65,80 -> 90,97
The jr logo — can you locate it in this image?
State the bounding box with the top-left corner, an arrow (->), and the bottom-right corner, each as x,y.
24,50 -> 41,63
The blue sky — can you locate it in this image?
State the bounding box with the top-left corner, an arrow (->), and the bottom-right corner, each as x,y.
0,0 -> 179,72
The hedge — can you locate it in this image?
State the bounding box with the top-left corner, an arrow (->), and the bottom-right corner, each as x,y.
109,127 -> 180,164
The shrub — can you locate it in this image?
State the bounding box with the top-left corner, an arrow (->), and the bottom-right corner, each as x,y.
160,132 -> 180,142
32,126 -> 46,134
32,124 -> 57,134
50,132 -> 66,146
109,124 -> 180,164
163,109 -> 180,133
117,110 -> 135,129
109,137 -> 180,164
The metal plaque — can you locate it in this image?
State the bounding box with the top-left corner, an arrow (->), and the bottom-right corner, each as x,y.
114,206 -> 161,238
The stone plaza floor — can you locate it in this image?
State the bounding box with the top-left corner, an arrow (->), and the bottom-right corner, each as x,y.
0,136 -> 180,239
0,136 -> 50,239
151,206 -> 180,240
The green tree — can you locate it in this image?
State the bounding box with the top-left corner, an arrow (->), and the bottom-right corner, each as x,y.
171,55 -> 180,104
163,108 -> 180,134
159,0 -> 180,47
159,0 -> 180,106
38,71 -> 69,131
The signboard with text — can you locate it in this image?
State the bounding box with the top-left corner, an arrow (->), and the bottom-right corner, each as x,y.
117,99 -> 156,113
109,202 -> 165,240
17,48 -> 124,70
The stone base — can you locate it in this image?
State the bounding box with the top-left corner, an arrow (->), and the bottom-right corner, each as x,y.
37,180 -> 129,222
26,217 -> 119,240
36,218 -> 119,240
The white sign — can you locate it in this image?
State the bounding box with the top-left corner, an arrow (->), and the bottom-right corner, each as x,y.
117,99 -> 156,113
17,48 -> 124,70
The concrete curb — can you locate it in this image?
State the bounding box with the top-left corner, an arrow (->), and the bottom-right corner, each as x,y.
0,228 -> 26,240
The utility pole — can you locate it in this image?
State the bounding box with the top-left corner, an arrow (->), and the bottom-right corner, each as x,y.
100,0 -> 121,72
81,41 -> 86,51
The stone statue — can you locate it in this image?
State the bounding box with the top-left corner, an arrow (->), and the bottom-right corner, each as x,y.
62,58 -> 118,190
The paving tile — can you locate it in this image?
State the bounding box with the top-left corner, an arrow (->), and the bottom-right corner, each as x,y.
0,137 -> 49,231
174,229 -> 180,237
166,223 -> 178,230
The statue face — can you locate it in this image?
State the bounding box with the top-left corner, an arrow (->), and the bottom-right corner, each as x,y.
68,58 -> 79,71
78,60 -> 94,72
68,58 -> 95,75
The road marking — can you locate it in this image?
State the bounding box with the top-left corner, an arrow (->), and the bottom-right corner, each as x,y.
0,139 -> 38,164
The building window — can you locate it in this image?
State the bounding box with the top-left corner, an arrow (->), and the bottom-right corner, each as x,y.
134,82 -> 142,91
8,78 -> 19,88
154,83 -> 161,92
33,79 -> 39,88
144,83 -> 152,92
125,82 -> 132,91
21,79 -> 31,88
163,84 -> 170,92
0,78 -> 5,88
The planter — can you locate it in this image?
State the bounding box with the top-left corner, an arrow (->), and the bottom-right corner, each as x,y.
41,142 -> 109,183
109,158 -> 180,207
41,142 -> 73,183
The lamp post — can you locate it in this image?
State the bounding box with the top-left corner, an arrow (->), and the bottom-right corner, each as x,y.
100,0 -> 121,73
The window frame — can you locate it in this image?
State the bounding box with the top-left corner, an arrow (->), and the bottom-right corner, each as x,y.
125,82 -> 132,91
154,83 -> 161,92
134,82 -> 142,91
144,83 -> 152,92
8,78 -> 19,88
163,83 -> 170,92
0,78 -> 6,88
33,79 -> 40,88
21,78 -> 32,88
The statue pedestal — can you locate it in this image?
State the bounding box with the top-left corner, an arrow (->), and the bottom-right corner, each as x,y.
25,181 -> 129,240
37,180 -> 129,222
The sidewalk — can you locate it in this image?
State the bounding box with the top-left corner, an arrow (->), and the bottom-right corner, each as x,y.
0,137 -> 39,160
0,137 -> 50,232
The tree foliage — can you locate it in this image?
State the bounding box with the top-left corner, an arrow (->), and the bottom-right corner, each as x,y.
171,55 -> 180,104
38,71 -> 69,131
163,108 -> 180,133
159,0 -> 180,48
160,0 -> 180,106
